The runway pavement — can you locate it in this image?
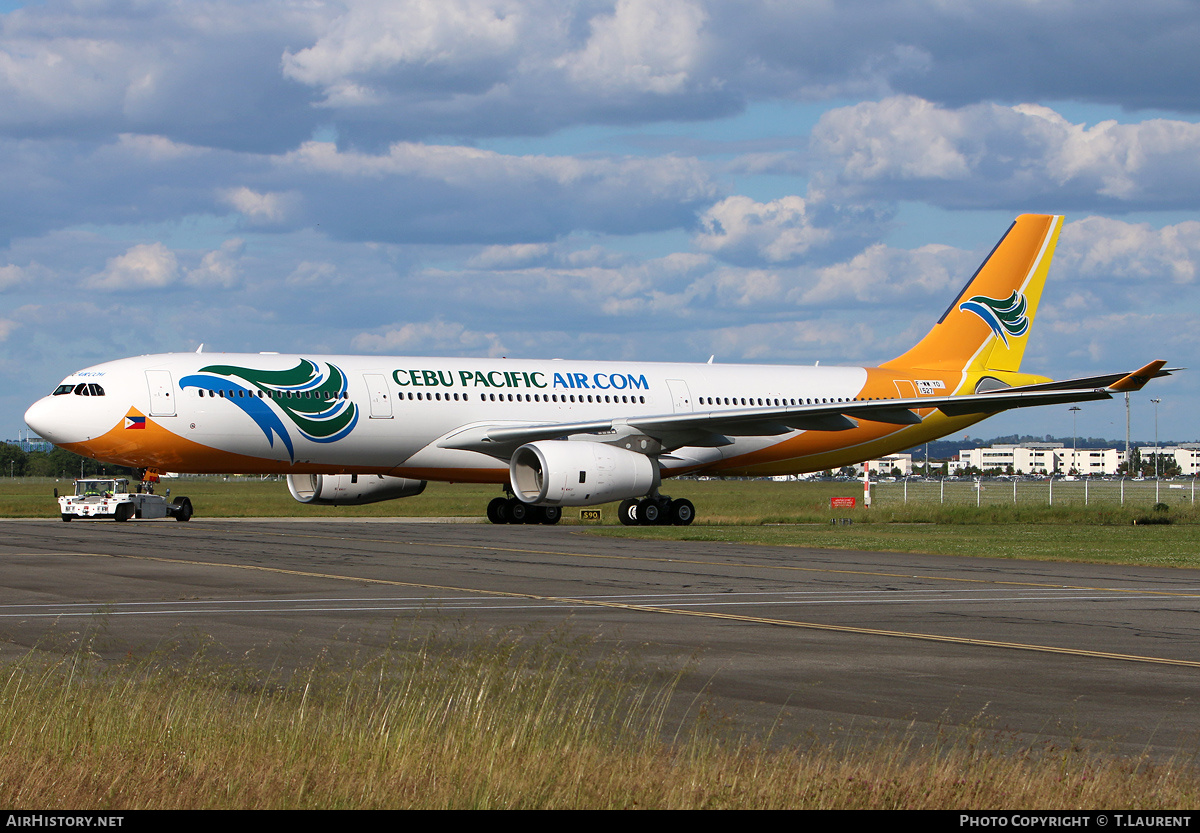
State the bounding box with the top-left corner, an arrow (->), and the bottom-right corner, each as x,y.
1,518 -> 1198,758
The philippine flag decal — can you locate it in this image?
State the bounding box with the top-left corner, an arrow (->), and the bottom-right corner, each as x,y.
124,415 -> 147,430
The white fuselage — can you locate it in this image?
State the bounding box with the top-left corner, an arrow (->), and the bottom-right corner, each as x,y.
25,351 -> 953,481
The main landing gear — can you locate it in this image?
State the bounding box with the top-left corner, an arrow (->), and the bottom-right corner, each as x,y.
617,496 -> 694,526
486,496 -> 562,525
484,493 -> 694,526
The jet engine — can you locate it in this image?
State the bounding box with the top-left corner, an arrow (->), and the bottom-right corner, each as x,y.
510,440 -> 656,506
287,473 -> 427,505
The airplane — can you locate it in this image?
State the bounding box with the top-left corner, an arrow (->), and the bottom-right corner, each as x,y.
24,214 -> 1174,525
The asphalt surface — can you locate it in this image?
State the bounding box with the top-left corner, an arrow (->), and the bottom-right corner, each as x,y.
1,518 -> 1199,758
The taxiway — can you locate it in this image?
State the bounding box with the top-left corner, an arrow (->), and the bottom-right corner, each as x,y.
1,519 -> 1197,757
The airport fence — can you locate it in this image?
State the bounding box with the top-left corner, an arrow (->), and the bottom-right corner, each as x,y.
868,477 -> 1197,508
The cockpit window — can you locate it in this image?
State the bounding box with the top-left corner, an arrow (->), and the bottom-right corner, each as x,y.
51,381 -> 105,396
70,383 -> 105,396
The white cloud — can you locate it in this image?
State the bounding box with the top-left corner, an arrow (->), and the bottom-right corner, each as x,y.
220,187 -> 295,224
466,243 -> 551,269
276,140 -> 710,194
352,318 -> 508,356
810,97 -> 1200,208
696,319 -> 878,363
1059,217 -> 1200,285
1035,217 -> 1200,321
0,0 -> 1198,151
286,261 -> 338,287
0,263 -> 25,290
84,243 -> 178,291
267,140 -> 716,242
0,2 -> 323,150
282,0 -> 523,95
563,0 -> 709,95
694,195 -> 832,264
0,33 -> 130,122
114,133 -> 206,162
1041,311 -> 1199,368
771,240 -> 972,309
812,96 -> 971,182
185,239 -> 245,288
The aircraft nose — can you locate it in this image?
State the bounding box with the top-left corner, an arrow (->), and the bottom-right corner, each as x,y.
24,396 -> 69,445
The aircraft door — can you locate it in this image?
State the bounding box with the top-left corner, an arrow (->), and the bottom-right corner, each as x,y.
666,379 -> 693,413
364,374 -> 393,418
145,370 -> 176,417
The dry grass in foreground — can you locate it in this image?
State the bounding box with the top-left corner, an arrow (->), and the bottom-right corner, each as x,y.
0,631 -> 1197,810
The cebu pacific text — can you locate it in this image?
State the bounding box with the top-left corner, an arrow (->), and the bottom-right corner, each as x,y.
391,368 -> 650,391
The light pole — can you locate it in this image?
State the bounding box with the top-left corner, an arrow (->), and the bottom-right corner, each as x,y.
1151,397 -> 1161,502
1069,406 -> 1081,476
1125,392 -> 1131,477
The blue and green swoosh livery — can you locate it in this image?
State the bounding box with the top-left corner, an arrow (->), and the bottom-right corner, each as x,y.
180,360 -> 358,461
958,290 -> 1030,348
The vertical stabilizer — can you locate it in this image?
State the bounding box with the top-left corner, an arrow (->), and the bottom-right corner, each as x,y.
882,214 -> 1063,374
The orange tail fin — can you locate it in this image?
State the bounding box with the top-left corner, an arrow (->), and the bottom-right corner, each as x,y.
883,214 -> 1063,375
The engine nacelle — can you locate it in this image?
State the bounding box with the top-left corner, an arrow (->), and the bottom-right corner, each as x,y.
287,473 -> 427,506
510,441 -> 656,506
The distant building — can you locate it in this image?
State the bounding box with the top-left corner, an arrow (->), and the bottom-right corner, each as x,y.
4,436 -> 52,453
958,442 -> 1125,475
1138,444 -> 1200,476
855,454 -> 912,477
1056,447 -> 1125,476
958,443 -> 1062,474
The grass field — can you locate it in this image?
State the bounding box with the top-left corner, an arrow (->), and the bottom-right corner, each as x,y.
8,476 -> 1198,566
3,629 -> 1197,810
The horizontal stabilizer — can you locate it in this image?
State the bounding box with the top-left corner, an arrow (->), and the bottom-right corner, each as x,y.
979,362 -> 1175,395
1108,360 -> 1170,392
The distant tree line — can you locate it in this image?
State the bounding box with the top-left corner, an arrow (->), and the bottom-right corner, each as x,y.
0,443 -> 137,479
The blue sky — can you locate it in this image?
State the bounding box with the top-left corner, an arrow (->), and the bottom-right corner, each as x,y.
2,0 -> 1197,444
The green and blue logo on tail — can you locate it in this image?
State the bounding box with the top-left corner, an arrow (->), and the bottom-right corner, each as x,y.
959,291 -> 1030,347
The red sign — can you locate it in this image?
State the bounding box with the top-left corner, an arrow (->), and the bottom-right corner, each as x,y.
830,497 -> 857,509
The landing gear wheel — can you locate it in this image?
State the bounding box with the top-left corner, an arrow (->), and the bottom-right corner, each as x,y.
670,498 -> 695,526
507,498 -> 530,524
638,498 -> 666,525
540,505 -> 562,525
487,497 -> 509,524
617,499 -> 639,526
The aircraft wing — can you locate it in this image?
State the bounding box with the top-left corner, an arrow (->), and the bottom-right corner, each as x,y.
437,361 -> 1174,459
